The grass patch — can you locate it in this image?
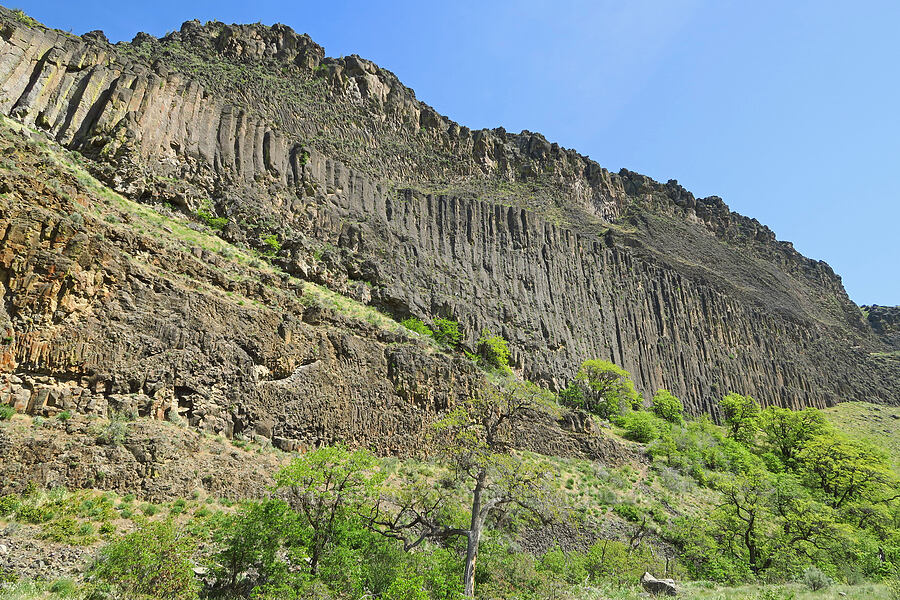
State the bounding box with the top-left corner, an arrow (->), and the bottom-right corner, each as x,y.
823,401 -> 900,470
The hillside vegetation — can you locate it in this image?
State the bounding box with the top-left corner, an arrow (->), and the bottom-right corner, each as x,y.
1,371 -> 899,599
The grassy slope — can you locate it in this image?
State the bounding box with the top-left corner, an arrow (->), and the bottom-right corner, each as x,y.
824,402 -> 900,470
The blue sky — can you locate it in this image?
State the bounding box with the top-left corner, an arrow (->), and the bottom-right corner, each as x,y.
13,1 -> 900,305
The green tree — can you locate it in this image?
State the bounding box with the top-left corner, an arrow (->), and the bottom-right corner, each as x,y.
719,392 -> 761,443
211,499 -> 295,594
797,434 -> 897,509
770,474 -> 846,565
373,381 -> 561,597
564,359 -> 640,419
651,389 -> 684,423
759,406 -> 828,467
712,470 -> 776,575
92,520 -> 199,600
275,444 -> 385,576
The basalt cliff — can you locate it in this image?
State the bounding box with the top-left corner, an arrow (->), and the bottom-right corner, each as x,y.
0,7 -> 897,457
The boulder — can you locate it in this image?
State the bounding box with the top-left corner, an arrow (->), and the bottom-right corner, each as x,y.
641,572 -> 677,596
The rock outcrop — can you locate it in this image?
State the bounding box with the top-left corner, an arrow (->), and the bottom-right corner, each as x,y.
0,6 -> 896,445
864,305 -> 900,350
0,113 -> 631,465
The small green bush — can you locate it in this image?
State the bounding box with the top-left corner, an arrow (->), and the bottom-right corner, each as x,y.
801,566 -> 831,591
196,205 -> 227,230
886,576 -> 900,600
432,318 -> 462,347
260,233 -> 281,255
41,516 -> 86,543
99,521 -> 116,535
401,317 -> 432,336
651,389 -> 684,423
619,411 -> 660,443
0,565 -> 17,584
476,329 -> 511,370
0,494 -> 18,516
16,504 -> 53,524
57,410 -> 72,421
566,359 -> 641,419
0,405 -> 14,420
613,503 -> 643,522
11,9 -> 38,27
96,413 -> 128,446
49,578 -> 78,596
382,574 -> 429,600
558,382 -> 585,407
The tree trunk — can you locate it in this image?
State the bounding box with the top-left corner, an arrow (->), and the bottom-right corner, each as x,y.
464,470 -> 487,597
463,527 -> 482,597
310,542 -> 320,576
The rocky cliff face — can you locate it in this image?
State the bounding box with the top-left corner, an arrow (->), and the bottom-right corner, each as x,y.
0,7 -> 896,440
0,110 -> 625,467
864,305 -> 900,350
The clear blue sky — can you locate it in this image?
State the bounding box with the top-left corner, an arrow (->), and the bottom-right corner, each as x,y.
13,0 -> 900,305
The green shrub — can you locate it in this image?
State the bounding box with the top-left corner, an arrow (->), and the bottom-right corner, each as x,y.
92,520 -> 199,600
11,9 -> 38,27
196,205 -> 227,230
612,503 -> 642,522
476,329 -> 511,370
0,405 -> 14,420
801,565 -> 831,591
558,382 -> 584,408
99,521 -> 116,535
651,389 -> 684,423
49,578 -> 78,598
209,498 -> 294,593
719,392 -> 761,443
619,411 -> 660,443
0,494 -> 18,516
79,522 -> 95,536
15,503 -> 53,524
382,573 -> 429,600
57,410 -> 72,421
49,578 -> 78,596
401,317 -> 433,336
41,516 -> 96,544
432,318 -> 462,347
260,233 -> 281,255
887,576 -> 900,600
96,413 -> 128,446
538,546 -> 589,585
0,565 -> 17,584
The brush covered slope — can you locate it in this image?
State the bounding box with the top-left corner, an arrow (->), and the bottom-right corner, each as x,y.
0,7 -> 897,446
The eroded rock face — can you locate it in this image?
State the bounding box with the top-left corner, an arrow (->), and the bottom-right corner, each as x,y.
0,7 -> 896,436
864,305 -> 900,349
0,118 -> 634,466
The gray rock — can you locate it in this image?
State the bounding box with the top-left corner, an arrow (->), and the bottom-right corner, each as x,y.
641,572 -> 677,596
